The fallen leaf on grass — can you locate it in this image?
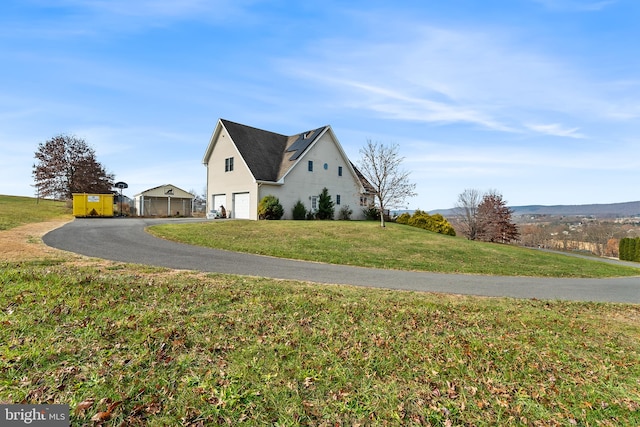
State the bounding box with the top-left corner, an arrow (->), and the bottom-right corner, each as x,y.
91,400 -> 122,422
91,411 -> 111,422
74,398 -> 94,415
303,377 -> 314,388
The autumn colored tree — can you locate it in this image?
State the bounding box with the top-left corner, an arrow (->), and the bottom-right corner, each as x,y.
476,191 -> 519,243
33,134 -> 114,200
606,238 -> 619,258
357,140 -> 417,227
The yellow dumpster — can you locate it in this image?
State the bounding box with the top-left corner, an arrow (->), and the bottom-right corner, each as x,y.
72,193 -> 114,217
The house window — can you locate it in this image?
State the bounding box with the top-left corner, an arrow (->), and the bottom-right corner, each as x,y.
308,160 -> 313,172
310,196 -> 318,210
338,166 -> 343,176
225,157 -> 234,172
336,195 -> 341,205
360,196 -> 368,207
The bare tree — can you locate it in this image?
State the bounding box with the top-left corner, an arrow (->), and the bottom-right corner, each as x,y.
581,221 -> 618,256
33,134 -> 114,200
357,139 -> 417,227
454,188 -> 482,240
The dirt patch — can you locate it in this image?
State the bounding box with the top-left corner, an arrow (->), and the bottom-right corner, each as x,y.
0,220 -> 78,262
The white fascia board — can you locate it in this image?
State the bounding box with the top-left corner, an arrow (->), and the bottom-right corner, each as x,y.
256,180 -> 284,186
323,126 -> 367,194
202,119 -> 224,164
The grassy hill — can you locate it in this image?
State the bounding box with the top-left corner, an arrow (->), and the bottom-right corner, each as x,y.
0,195 -> 71,230
149,220 -> 640,278
1,196 -> 640,425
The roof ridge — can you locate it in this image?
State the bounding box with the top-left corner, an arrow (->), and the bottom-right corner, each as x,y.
220,118 -> 288,138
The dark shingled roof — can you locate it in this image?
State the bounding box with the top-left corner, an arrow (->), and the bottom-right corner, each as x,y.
221,119 -> 289,182
217,119 -> 374,193
351,162 -> 376,195
221,119 -> 328,182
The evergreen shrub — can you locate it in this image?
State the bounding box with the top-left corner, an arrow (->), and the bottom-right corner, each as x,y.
292,200 -> 306,220
258,195 -> 284,220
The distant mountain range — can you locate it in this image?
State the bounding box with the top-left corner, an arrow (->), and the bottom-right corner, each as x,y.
430,201 -> 640,218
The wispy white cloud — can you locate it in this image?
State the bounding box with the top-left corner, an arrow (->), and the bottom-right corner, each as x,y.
525,123 -> 586,138
292,73 -> 515,132
280,20 -> 635,141
403,138 -> 640,173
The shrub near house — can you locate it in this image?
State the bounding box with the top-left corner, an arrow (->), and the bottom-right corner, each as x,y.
397,210 -> 456,236
316,187 -> 335,220
258,195 -> 284,220
292,200 -> 307,220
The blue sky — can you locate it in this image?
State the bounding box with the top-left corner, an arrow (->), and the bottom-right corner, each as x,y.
1,0 -> 638,210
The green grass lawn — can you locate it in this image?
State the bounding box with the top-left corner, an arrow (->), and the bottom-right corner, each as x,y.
0,195 -> 72,230
1,197 -> 639,425
1,262 -> 639,425
149,220 -> 640,278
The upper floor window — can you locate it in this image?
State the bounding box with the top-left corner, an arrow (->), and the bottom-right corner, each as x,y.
308,160 -> 313,172
225,157 -> 234,172
338,166 -> 343,176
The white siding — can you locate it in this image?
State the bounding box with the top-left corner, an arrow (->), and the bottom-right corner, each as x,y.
205,125 -> 259,219
259,132 -> 365,220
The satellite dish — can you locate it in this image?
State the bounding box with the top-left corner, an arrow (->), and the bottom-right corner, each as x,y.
114,182 -> 128,189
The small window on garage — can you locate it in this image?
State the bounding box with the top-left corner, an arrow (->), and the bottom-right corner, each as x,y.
225,157 -> 234,172
308,160 -> 313,172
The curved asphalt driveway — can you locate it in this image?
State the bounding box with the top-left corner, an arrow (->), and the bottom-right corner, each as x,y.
43,218 -> 640,304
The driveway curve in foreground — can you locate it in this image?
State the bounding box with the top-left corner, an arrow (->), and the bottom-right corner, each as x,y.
43,218 -> 640,304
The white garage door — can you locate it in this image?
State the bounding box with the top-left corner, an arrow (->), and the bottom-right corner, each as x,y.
212,194 -> 226,211
233,192 -> 250,219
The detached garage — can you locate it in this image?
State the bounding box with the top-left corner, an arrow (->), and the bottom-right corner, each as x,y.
134,184 -> 195,217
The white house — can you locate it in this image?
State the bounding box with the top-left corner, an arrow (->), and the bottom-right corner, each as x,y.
133,184 -> 195,217
202,119 -> 375,220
